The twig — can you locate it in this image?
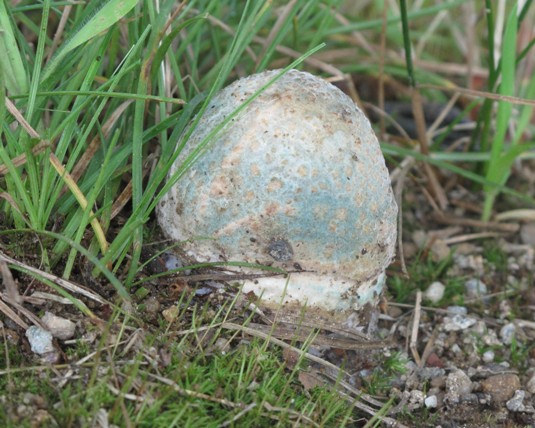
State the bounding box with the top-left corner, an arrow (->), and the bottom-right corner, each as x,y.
409,291 -> 422,366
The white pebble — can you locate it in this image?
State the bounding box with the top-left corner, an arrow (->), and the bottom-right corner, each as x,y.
500,323 -> 516,345
482,350 -> 495,363
424,281 -> 445,303
443,314 -> 477,331
25,326 -> 54,354
506,390 -> 526,412
464,278 -> 487,299
424,395 -> 438,408
447,306 -> 467,315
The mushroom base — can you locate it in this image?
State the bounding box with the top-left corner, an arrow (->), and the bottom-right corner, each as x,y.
241,271 -> 385,313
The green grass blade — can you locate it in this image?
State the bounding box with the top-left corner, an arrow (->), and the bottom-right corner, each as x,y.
0,0 -> 28,94
399,0 -> 416,87
41,0 -> 138,83
482,2 -> 518,220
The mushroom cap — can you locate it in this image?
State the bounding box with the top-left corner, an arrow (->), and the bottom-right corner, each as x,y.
157,69 -> 397,313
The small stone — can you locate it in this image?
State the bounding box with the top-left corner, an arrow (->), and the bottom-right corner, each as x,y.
408,390 -> 425,409
445,369 -> 473,405
447,306 -> 468,315
430,376 -> 446,389
465,278 -> 487,299
424,395 -> 438,408
162,306 -> 180,322
41,312 -> 76,340
424,281 -> 445,303
454,253 -> 484,274
412,230 -> 428,249
426,353 -> 444,368
481,329 -> 502,347
482,350 -> 495,363
163,252 -> 191,275
443,314 -> 477,331
526,374 -> 535,394
25,326 -> 54,354
430,239 -> 450,262
500,323 -> 516,345
480,374 -> 521,404
144,297 -> 160,314
451,344 -> 462,354
402,242 -> 418,259
506,390 -> 526,412
520,223 -> 535,246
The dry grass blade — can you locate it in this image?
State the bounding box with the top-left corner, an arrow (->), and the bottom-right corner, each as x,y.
1,260 -> 21,304
0,141 -> 52,175
1,295 -> 43,328
106,383 -> 149,403
5,97 -> 109,258
4,97 -> 40,138
261,402 -> 319,427
254,0 -> 298,69
0,249 -> 110,306
245,321 -> 393,350
218,403 -> 258,428
1,98 -> 53,174
143,371 -> 245,408
47,5 -> 72,62
442,231 -> 505,245
0,193 -> 25,223
432,212 -> 519,233
0,298 -> 28,329
495,209 -> 535,222
49,153 -> 110,258
392,157 -> 415,276
418,83 -> 535,106
69,100 -> 134,185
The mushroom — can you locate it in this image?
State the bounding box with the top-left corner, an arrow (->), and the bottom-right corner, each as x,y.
157,69 -> 397,322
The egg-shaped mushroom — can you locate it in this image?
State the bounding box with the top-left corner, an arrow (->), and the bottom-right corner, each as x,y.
157,69 -> 397,320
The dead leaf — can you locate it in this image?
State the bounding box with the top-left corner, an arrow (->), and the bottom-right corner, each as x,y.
282,347 -> 300,370
298,370 -> 324,391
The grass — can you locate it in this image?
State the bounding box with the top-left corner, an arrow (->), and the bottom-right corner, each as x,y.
0,0 -> 535,426
1,294 -> 355,427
